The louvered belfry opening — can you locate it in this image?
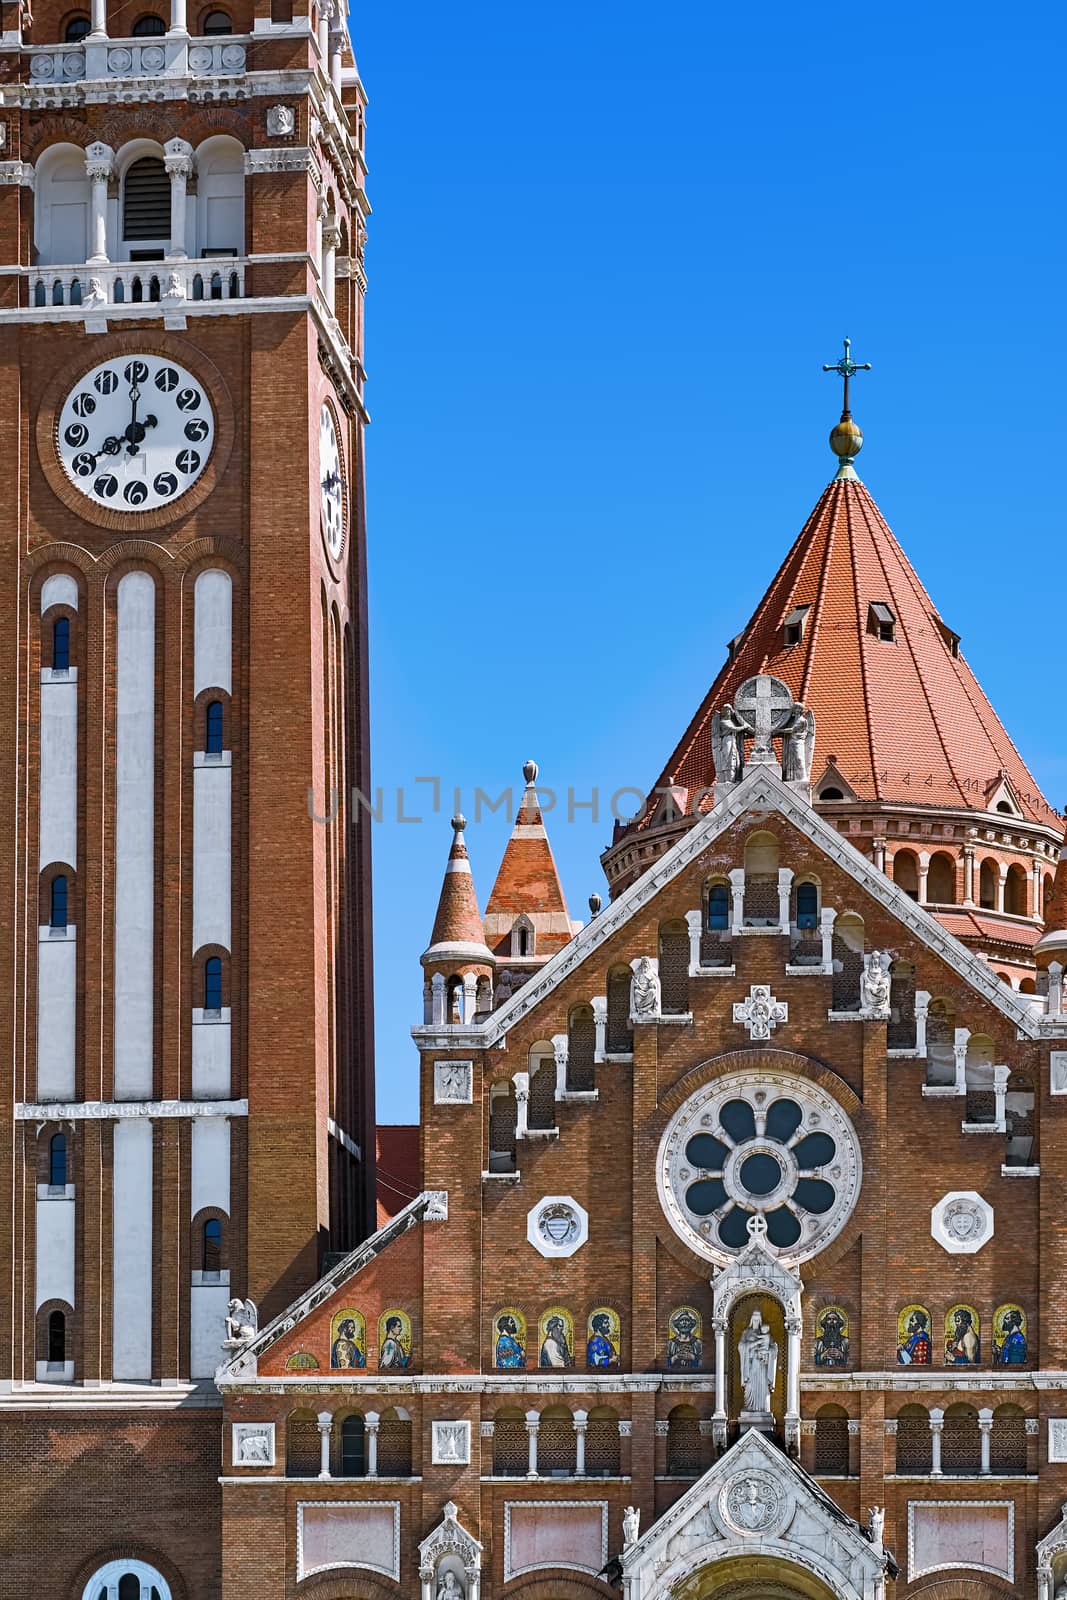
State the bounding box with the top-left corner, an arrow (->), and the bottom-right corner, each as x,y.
123,158 -> 171,241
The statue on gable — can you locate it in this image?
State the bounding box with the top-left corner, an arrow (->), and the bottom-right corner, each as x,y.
630,957 -> 661,1020
860,951 -> 892,1018
780,703 -> 816,783
224,1298 -> 258,1346
711,703 -> 747,784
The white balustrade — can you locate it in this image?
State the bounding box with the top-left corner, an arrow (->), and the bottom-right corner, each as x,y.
23,36 -> 247,86
28,258 -> 246,310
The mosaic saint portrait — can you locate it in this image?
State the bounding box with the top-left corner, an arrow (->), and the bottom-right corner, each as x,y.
493,1308 -> 526,1369
330,1308 -> 366,1369
586,1307 -> 621,1369
945,1304 -> 981,1365
993,1304 -> 1027,1365
538,1307 -> 576,1369
813,1305 -> 850,1367
896,1305 -> 932,1365
666,1306 -> 703,1369
378,1309 -> 412,1369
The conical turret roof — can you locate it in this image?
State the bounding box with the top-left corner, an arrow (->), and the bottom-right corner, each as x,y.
635,475 -> 1055,827
484,762 -> 577,962
422,815 -> 494,965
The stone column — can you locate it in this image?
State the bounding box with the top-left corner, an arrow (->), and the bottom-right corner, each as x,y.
685,909 -> 703,974
785,1317 -> 801,1450
918,851 -> 930,903
316,1411 -> 332,1478
365,1410 -> 379,1476
419,1567 -> 434,1600
85,142 -> 114,264
525,1410 -> 539,1478
963,845 -> 976,904
462,972 -> 478,1023
512,1072 -> 529,1139
1049,961 -> 1064,1017
993,1063 -> 1010,1130
996,863 -> 1007,913
591,996 -> 607,1062
317,0 -> 329,63
551,1033 -> 568,1098
914,990 -> 931,1055
820,907 -> 837,973
163,138 -> 194,258
1034,859 -> 1043,920
431,973 -> 446,1024
88,0 -> 107,37
328,19 -> 343,93
712,1316 -> 727,1442
978,1408 -> 993,1475
573,1409 -> 587,1476
929,1408 -> 943,1476
953,1028 -> 970,1096
321,216 -> 340,311
168,0 -> 187,33
873,836 -> 886,872
777,867 -> 794,935
728,868 -> 745,934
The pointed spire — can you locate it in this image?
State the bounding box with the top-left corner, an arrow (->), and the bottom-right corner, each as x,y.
421,814 -> 494,965
822,337 -> 871,481
483,760 -> 579,964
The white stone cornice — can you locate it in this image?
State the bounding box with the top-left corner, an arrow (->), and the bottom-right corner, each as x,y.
16,1097 -> 247,1120
0,160 -> 34,187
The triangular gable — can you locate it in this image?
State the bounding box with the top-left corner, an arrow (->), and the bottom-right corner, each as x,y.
814,757 -> 859,803
215,1190 -> 445,1382
617,1427 -> 894,1599
985,769 -> 1023,818
414,765 -> 1048,1051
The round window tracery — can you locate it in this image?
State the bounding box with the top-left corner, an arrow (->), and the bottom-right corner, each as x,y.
657,1069 -> 862,1265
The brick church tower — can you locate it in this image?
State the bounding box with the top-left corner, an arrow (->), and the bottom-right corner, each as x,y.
0,0 -> 373,1590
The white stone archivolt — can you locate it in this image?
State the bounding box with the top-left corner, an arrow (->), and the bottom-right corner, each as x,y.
419,1500 -> 483,1600
930,1189 -> 993,1254
657,1067 -> 862,1267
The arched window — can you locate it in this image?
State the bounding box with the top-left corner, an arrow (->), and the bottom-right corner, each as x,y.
796,881 -> 818,928
831,912 -> 865,1012
131,13 -> 166,31
743,830 -> 779,924
487,1081 -> 517,1174
605,966 -> 633,1055
201,1217 -> 221,1274
665,1404 -> 701,1477
964,1034 -> 996,1123
979,859 -> 997,909
34,144 -> 90,267
336,1412 -> 365,1476
887,959 -> 916,1049
286,1409 -> 320,1476
492,1408 -> 526,1475
50,874 -> 69,930
585,1406 -> 620,1476
65,14 -> 91,37
195,135 -> 245,257
659,919 -> 689,1015
48,1309 -> 66,1364
205,699 -> 224,753
814,1403 -> 850,1475
82,1560 -> 171,1600
707,882 -> 729,931
943,1403 -> 981,1473
925,998 -> 956,1087
378,1406 -> 412,1475
538,1405 -> 576,1476
527,1044 -> 556,1130
895,1405 -> 932,1473
991,1403 -> 1027,1473
52,616 -> 71,672
1005,864 -> 1028,917
892,850 -> 919,900
202,7 -> 232,29
927,852 -> 956,904
123,156 -> 170,242
49,1132 -> 67,1187
204,956 -> 223,1012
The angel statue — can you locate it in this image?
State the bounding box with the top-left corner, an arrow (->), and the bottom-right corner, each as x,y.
867,1505 -> 885,1551
738,1309 -> 778,1415
711,703 -> 748,785
224,1298 -> 259,1346
622,1505 -> 641,1547
781,703 -> 816,783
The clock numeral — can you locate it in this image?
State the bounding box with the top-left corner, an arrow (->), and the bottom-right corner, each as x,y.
71,393 -> 96,417
124,360 -> 149,384
72,453 -> 95,478
94,474 -> 118,499
184,418 -> 210,442
153,472 -> 179,498
155,367 -> 180,393
64,424 -> 90,448
175,449 -> 201,474
94,370 -> 120,395
123,481 -> 149,506
175,388 -> 202,413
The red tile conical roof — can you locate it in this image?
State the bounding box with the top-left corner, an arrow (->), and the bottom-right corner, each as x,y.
641,475 -> 1055,825
484,762 -> 576,961
423,815 -> 493,960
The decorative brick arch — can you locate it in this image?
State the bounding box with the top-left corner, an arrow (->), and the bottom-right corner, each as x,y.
904,1579 -> 1018,1600
293,1571 -> 402,1599
502,1574 -> 614,1600
660,1047 -> 863,1120
68,1547 -> 188,1600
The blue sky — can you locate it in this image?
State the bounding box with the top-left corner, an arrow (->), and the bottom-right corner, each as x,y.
356,2 -> 1066,1125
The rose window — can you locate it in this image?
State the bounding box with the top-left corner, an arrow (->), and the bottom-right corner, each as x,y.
656,1070 -> 862,1265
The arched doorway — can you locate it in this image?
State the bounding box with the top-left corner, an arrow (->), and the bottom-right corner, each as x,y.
668,1553 -> 844,1600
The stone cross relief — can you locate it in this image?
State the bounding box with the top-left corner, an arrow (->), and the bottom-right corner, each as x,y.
733,984 -> 788,1041
711,673 -> 815,784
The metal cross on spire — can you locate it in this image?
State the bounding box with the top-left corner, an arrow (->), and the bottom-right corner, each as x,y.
822,337 -> 871,418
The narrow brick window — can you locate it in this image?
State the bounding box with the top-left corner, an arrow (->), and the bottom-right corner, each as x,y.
50,875 -> 69,930
52,616 -> 70,672
48,1309 -> 66,1364
335,1413 -> 365,1476
49,1132 -> 67,1187
205,699 -> 224,753
204,957 -> 223,1013
201,1218 -> 221,1274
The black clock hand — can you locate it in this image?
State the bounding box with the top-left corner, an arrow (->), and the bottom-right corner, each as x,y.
124,383 -> 158,455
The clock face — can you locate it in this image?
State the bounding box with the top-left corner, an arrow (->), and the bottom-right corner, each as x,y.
56,354 -> 216,513
319,403 -> 345,557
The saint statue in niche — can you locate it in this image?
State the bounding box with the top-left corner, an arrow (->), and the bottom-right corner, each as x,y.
738,1309 -> 778,1414
945,1305 -> 980,1365
539,1313 -> 575,1368
896,1306 -> 932,1365
494,1311 -> 526,1369
436,1572 -> 464,1600
666,1307 -> 702,1369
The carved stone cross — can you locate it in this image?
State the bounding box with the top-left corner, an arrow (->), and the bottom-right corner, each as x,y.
734,674 -> 793,766
733,984 -> 788,1041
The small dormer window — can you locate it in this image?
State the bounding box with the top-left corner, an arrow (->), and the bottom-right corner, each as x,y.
511,915 -> 535,959
934,615 -> 960,658
868,602 -> 895,642
782,605 -> 810,648
726,632 -> 744,662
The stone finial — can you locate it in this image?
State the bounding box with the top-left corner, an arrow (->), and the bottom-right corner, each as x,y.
522,759 -> 538,784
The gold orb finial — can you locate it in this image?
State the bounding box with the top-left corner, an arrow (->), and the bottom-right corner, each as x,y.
822,338 -> 871,478
830,415 -> 863,459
